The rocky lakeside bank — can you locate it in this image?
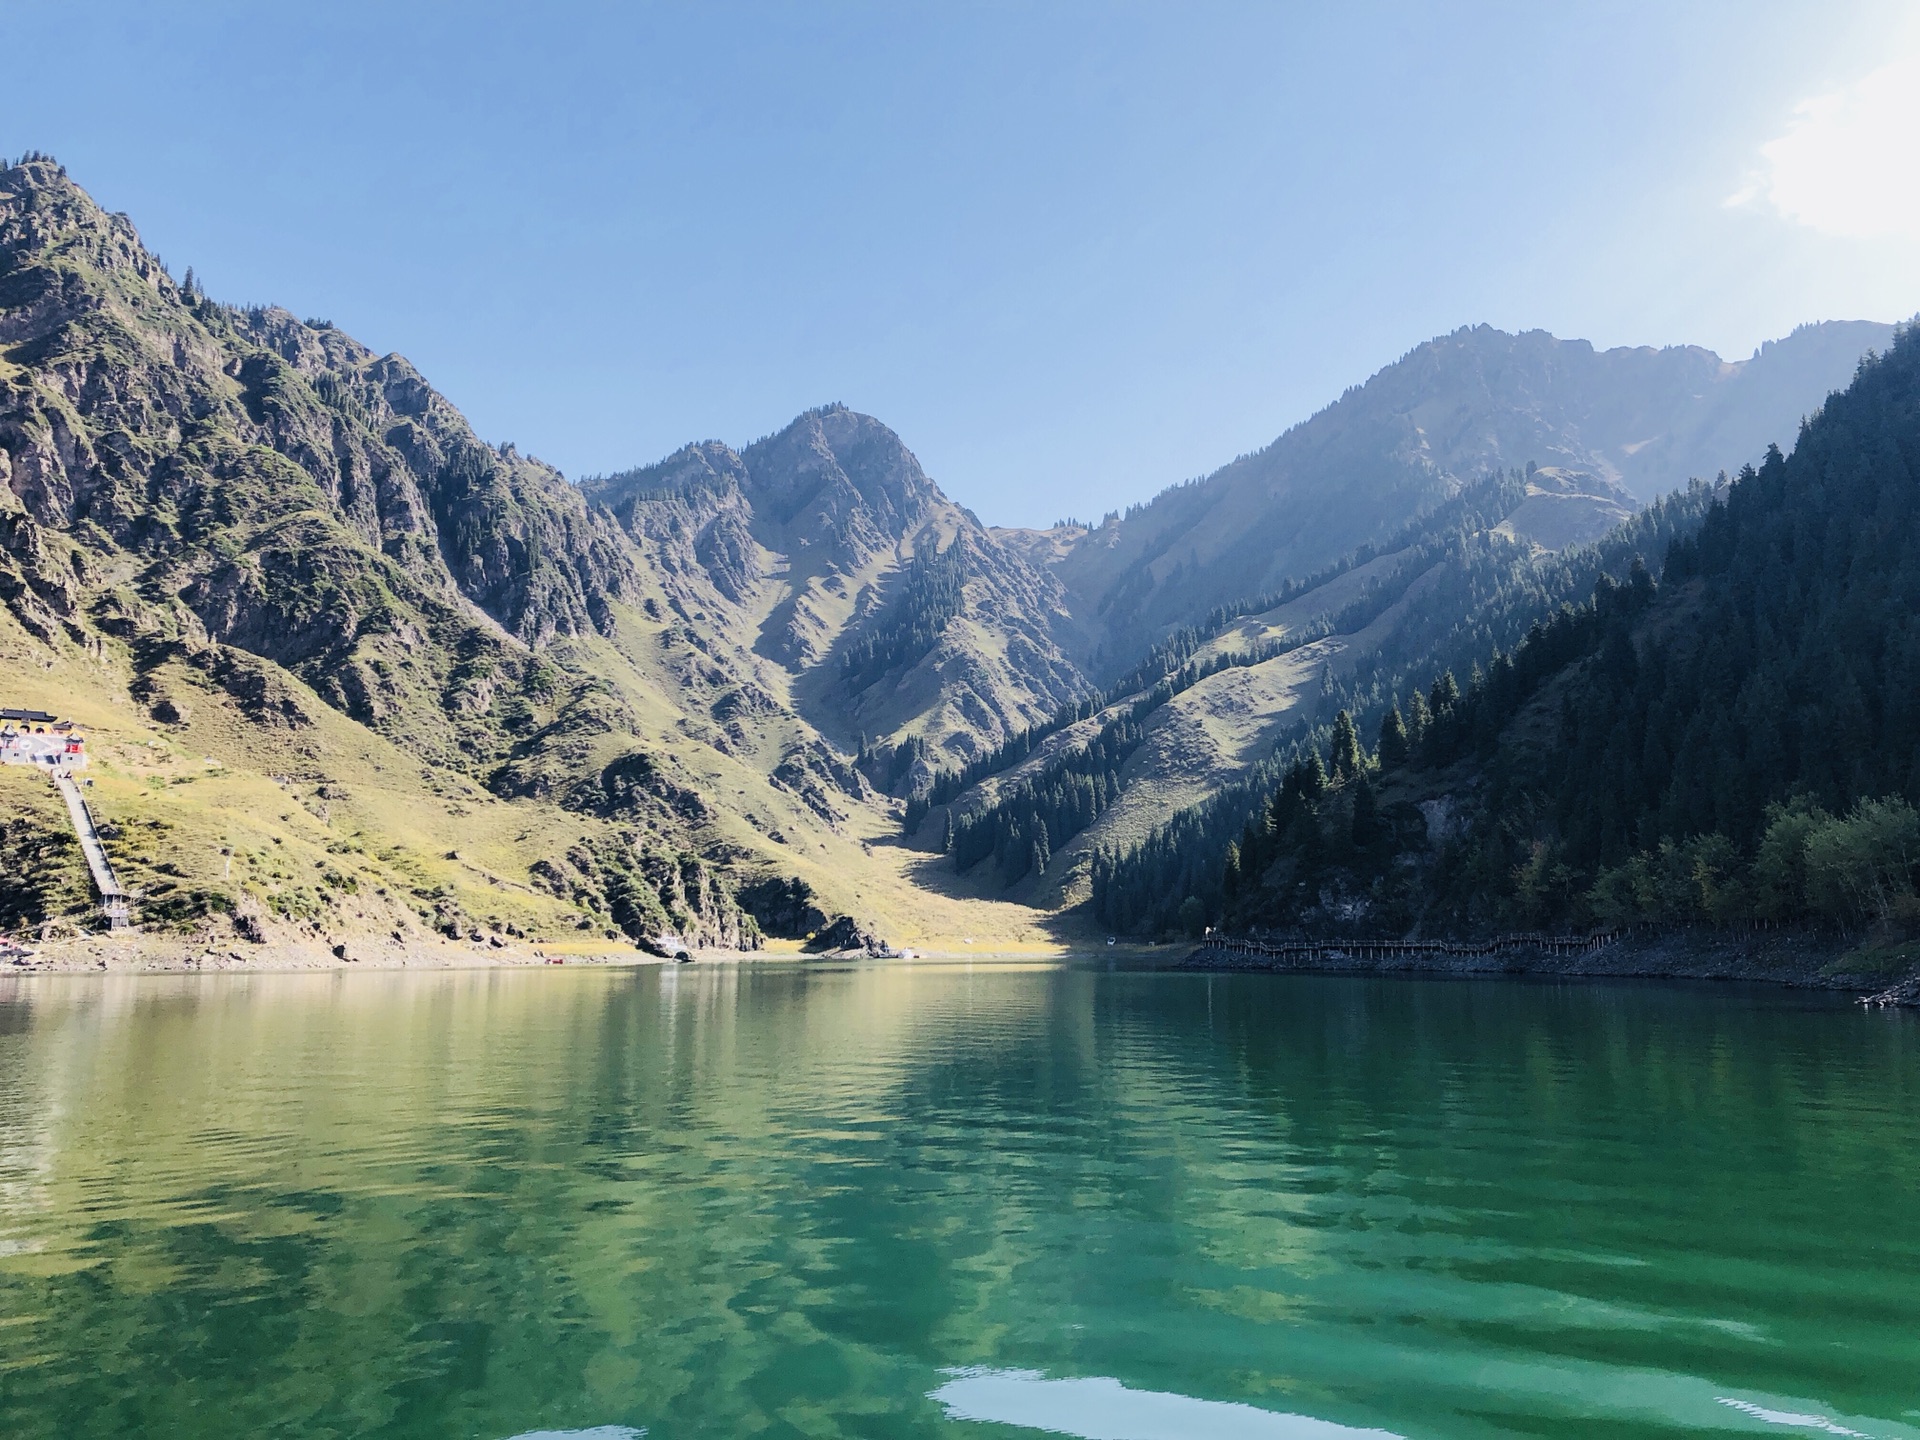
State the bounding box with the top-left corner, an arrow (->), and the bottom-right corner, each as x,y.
0,931 -> 677,974
1182,928 -> 1920,1004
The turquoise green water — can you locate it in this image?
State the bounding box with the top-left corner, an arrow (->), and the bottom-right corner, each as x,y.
0,964 -> 1917,1439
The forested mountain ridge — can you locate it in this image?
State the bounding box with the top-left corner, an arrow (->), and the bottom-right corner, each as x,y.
1023,321 -> 1894,670
1119,324 -> 1920,943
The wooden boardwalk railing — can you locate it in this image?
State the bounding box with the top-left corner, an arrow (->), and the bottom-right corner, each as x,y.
1195,930 -> 1621,967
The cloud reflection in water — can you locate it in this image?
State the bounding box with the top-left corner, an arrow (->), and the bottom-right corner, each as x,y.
930,1369 -> 1400,1440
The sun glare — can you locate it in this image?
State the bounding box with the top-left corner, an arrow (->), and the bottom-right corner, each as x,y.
1728,54 -> 1920,241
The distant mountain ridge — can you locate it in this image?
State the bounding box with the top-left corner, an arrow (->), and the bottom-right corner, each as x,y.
1019,321 -> 1895,670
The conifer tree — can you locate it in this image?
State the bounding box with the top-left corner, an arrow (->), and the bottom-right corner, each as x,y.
1406,689 -> 1431,752
1237,816 -> 1267,877
1377,703 -> 1409,768
1299,749 -> 1327,802
1330,710 -> 1363,781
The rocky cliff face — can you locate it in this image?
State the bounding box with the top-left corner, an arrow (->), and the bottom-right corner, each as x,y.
0,157 -> 634,767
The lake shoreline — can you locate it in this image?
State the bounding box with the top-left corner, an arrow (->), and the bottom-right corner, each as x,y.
1181,928 -> 1920,1003
0,934 -> 1104,975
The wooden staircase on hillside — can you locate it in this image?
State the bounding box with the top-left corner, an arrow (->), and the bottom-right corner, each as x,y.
52,772 -> 135,931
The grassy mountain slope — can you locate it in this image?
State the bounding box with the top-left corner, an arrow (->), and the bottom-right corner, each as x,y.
920,544 -> 1424,901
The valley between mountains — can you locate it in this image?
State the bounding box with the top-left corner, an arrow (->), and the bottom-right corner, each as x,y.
0,156 -> 1895,965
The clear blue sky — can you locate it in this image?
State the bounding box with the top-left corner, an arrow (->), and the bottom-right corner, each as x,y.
6,1 -> 1918,526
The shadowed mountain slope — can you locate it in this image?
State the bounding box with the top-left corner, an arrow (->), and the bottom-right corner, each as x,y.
910,472 -> 1715,916
1135,320 -> 1920,944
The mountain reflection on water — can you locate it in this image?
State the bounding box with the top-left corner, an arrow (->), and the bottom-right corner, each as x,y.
0,963 -> 1917,1439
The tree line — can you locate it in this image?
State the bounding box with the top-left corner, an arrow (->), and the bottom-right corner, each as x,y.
841,537 -> 969,694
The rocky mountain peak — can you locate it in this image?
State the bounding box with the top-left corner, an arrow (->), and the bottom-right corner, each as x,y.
1,156 -> 159,285
735,405 -> 940,553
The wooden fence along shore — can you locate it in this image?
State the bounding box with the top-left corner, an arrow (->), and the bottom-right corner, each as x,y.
1195,931 -> 1623,967
1195,931 -> 1920,1008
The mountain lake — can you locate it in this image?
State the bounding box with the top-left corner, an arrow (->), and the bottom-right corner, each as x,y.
0,962 -> 1916,1438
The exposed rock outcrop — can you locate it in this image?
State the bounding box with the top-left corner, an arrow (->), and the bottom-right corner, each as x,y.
802,914 -> 891,956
